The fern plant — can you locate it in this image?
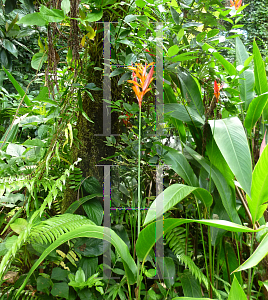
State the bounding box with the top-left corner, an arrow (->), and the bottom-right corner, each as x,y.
0,159 -> 82,281
30,214 -> 95,244
165,226 -> 210,293
165,226 -> 193,257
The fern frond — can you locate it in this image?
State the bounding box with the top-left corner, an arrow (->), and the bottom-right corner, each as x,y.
177,253 -> 209,290
165,226 -> 193,257
30,214 -> 95,244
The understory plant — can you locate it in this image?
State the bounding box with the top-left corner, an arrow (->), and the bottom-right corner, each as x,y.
2,0 -> 268,300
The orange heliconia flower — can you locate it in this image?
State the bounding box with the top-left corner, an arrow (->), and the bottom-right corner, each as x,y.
127,62 -> 155,108
214,80 -> 222,103
230,0 -> 242,10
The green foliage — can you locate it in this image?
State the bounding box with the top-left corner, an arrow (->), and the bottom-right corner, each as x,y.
1,0 -> 268,299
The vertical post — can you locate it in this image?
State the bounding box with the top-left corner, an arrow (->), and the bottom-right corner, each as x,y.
155,165 -> 164,278
155,22 -> 164,137
96,21 -> 111,136
155,22 -> 165,279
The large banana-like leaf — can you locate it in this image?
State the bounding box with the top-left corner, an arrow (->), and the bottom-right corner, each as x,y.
165,103 -> 205,126
16,225 -> 137,298
143,184 -> 213,225
171,68 -> 204,117
228,276 -> 247,300
253,40 -> 268,96
162,145 -> 198,187
234,231 -> 268,273
164,82 -> 186,143
235,37 -> 254,110
253,40 -> 268,120
137,219 -> 257,263
184,145 -> 240,224
248,144 -> 268,224
244,92 -> 268,133
206,137 -> 234,188
209,117 -> 252,197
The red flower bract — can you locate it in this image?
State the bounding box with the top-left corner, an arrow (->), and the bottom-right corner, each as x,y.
214,80 -> 222,103
127,63 -> 154,108
230,0 -> 242,10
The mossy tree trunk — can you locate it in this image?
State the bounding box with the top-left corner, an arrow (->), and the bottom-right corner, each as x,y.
62,16 -> 123,212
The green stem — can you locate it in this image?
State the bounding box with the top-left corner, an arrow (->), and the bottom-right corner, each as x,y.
138,106 -> 141,239
216,240 -> 222,290
127,281 -> 132,300
195,197 -> 210,296
137,105 -> 142,300
247,232 -> 255,299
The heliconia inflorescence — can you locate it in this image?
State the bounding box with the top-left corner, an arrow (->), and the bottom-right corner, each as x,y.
127,63 -> 155,108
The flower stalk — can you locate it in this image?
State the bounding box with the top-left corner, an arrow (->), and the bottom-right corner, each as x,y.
127,62 -> 154,299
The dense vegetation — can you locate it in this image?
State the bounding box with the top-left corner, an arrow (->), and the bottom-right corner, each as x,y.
1,0 -> 268,299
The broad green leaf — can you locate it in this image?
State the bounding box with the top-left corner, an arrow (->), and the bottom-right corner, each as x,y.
244,92 -> 268,133
253,40 -> 268,96
170,7 -> 181,25
125,53 -> 137,65
144,184 -> 213,225
40,6 -> 65,22
248,144 -> 268,224
51,282 -> 69,299
235,37 -> 254,109
203,43 -> 236,77
171,68 -> 204,117
37,276 -> 50,291
180,271 -> 202,297
85,9 -> 103,22
17,12 -> 48,26
2,39 -> 18,58
209,117 -> 252,197
10,218 -> 28,234
6,143 -> 26,157
135,0 -> 146,8
196,32 -> 206,42
207,29 -> 219,38
253,40 -> 268,120
51,267 -> 69,280
137,218 -> 257,262
170,54 -> 198,62
78,257 -> 98,279
164,82 -> 186,143
184,144 -> 240,224
206,137 -> 234,188
16,225 -> 137,297
228,276 -> 247,300
83,198 -> 103,226
23,139 -> 45,147
2,66 -> 31,106
167,45 -> 179,57
61,0 -> 70,15
31,52 -> 48,70
162,145 -> 198,187
65,194 -> 102,214
165,103 -> 205,126
234,231 -> 268,273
